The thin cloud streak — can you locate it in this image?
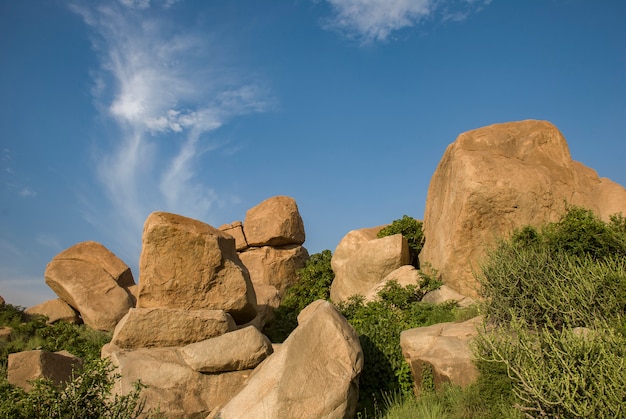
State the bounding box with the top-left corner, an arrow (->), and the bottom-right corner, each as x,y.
321,0 -> 493,43
72,0 -> 270,263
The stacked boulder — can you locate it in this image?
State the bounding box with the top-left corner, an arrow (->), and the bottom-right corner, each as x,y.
220,196 -> 309,328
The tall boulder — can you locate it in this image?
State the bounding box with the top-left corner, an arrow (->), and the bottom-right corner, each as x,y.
330,227 -> 410,303
137,212 -> 257,324
44,241 -> 135,331
8,350 -> 83,392
211,300 -> 364,419
420,120 -> 626,297
243,196 -> 305,247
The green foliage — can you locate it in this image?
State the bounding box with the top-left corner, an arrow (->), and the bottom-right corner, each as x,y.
0,358 -> 151,419
475,320 -> 626,418
338,280 -> 459,409
263,250 -> 334,342
377,215 -> 425,269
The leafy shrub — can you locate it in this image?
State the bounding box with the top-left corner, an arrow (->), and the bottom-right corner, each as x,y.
0,358 -> 150,418
377,215 -> 424,269
263,250 -> 334,342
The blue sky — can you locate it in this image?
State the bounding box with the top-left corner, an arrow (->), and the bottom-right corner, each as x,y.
1,0 -> 625,307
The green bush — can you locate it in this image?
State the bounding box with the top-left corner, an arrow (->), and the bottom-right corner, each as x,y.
0,358 -> 150,418
377,215 -> 424,269
263,250 -> 334,342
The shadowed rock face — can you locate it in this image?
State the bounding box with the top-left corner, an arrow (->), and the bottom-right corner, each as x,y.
137,212 -> 257,324
420,120 -> 626,297
44,241 -> 135,331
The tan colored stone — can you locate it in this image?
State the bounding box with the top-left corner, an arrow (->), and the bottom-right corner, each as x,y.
180,326 -> 273,373
25,298 -> 80,324
126,284 -> 138,307
364,265 -> 423,302
137,212 -> 257,324
107,346 -> 250,418
240,283 -> 281,330
400,317 -> 483,392
111,307 -> 236,349
330,232 -> 410,303
420,120 -> 626,297
8,350 -> 83,391
44,241 -> 135,331
212,300 -> 363,419
238,245 -> 309,295
243,196 -> 305,247
422,285 -> 475,308
219,221 -> 249,251
0,295 -> 4,305
0,327 -> 12,340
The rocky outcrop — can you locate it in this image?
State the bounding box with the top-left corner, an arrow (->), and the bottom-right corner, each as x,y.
25,299 -> 80,324
422,285 -> 475,308
180,326 -> 273,373
108,346 -> 250,418
219,221 -> 248,251
420,120 -> 626,297
400,316 -> 483,392
330,227 -> 410,303
137,212 -> 257,324
238,245 -> 310,295
211,300 -> 363,419
111,308 -> 236,349
363,265 -> 423,302
8,350 -> 83,391
44,241 -> 135,331
243,196 -> 306,247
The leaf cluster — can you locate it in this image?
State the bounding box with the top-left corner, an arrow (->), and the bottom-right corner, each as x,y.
377,215 -> 425,269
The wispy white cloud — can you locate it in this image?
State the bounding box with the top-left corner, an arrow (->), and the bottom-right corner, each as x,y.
36,234 -> 63,252
320,0 -> 493,43
71,1 -> 270,262
19,187 -> 36,198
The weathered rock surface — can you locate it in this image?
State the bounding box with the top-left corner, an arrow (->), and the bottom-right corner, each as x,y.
420,120 -> 626,297
363,265 -> 423,302
211,300 -> 363,419
8,350 -> 82,391
137,212 -> 257,324
111,308 -> 235,349
25,298 -> 80,324
0,295 -> 4,305
400,317 -> 483,392
0,327 -> 12,340
422,285 -> 475,308
243,196 -> 305,247
330,229 -> 410,303
238,245 -> 309,295
180,326 -> 273,373
219,221 -> 248,251
44,241 -> 135,331
238,283 -> 281,330
108,346 -> 250,418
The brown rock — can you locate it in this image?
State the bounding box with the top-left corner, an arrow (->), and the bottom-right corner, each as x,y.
137,212 -> 257,324
111,307 -> 236,349
363,265 -> 423,302
25,298 -> 80,324
420,120 -> 626,297
243,196 -> 305,247
400,317 -> 483,392
0,327 -> 12,340
239,283 -> 281,330
219,221 -> 249,251
108,346 -> 250,418
238,245 -> 309,295
8,350 -> 83,391
180,326 -> 273,373
211,300 -> 363,419
422,285 -> 475,308
44,241 -> 135,331
0,295 -> 4,305
330,231 -> 410,303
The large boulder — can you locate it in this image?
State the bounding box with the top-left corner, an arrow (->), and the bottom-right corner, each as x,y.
238,245 -> 309,295
111,307 -> 235,349
363,265 -> 423,302
8,350 -> 83,392
422,285 -> 475,308
180,326 -> 273,373
107,346 -> 250,418
219,221 -> 249,251
400,317 -> 483,392
25,299 -> 80,325
44,241 -> 135,331
330,228 -> 410,303
211,300 -> 363,419
243,196 -> 305,247
137,212 -> 257,324
420,120 -> 626,297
